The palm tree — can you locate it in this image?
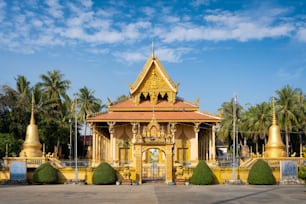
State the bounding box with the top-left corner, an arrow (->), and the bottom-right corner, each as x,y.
76,86 -> 102,157
1,76 -> 32,139
275,85 -> 299,156
37,70 -> 71,154
38,70 -> 70,117
294,90 -> 306,156
241,102 -> 271,154
77,86 -> 102,122
218,98 -> 243,145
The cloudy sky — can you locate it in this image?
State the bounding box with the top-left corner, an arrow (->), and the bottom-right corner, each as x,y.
0,0 -> 305,113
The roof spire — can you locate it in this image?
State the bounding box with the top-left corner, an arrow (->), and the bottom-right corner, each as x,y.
152,39 -> 154,58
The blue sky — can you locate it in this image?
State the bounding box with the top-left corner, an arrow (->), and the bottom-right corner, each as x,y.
0,0 -> 305,114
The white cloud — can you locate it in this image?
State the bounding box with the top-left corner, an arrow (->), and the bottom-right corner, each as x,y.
296,28 -> 306,42
114,51 -> 146,64
0,0 -> 304,58
191,0 -> 212,7
156,47 -> 190,63
0,0 -> 6,22
277,67 -> 305,81
160,10 -> 294,42
80,0 -> 93,8
45,0 -> 63,18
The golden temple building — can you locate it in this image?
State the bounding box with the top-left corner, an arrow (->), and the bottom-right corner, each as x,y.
87,48 -> 221,184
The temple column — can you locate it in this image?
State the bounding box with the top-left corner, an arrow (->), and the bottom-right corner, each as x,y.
134,144 -> 142,184
131,122 -> 139,165
209,129 -> 212,161
191,123 -> 200,161
165,144 -> 173,183
108,122 -> 116,162
97,134 -> 101,161
92,128 -> 96,163
212,125 -> 216,161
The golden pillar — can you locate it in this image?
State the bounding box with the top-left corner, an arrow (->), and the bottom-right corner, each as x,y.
19,93 -> 42,157
134,144 -> 142,184
191,123 -> 199,161
165,144 -> 174,183
108,122 -> 116,162
264,98 -> 286,158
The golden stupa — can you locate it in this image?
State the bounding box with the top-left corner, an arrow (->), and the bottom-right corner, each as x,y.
19,93 -> 42,157
264,97 -> 286,158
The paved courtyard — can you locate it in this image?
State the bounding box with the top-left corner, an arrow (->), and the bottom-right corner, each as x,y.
0,184 -> 305,204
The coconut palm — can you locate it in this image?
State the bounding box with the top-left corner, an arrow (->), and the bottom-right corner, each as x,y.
1,76 -> 32,139
76,86 -> 102,156
77,86 -> 102,122
241,102 -> 271,154
38,70 -> 70,105
218,98 -> 243,144
294,90 -> 306,156
275,85 -> 299,156
37,70 -> 71,154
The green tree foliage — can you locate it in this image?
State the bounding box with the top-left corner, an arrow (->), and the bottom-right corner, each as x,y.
298,166 -> 306,181
32,162 -> 58,184
218,99 -> 243,143
247,159 -> 276,185
92,162 -> 117,185
276,85 -> 299,156
190,161 -> 214,185
0,133 -> 23,157
240,102 -> 271,154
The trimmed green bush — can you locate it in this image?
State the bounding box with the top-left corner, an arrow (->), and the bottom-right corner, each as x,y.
298,166 -> 306,181
247,159 -> 276,185
92,162 -> 117,185
32,162 -> 58,184
190,160 -> 214,185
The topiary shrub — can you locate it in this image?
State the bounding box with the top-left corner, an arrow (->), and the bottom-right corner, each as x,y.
32,162 -> 58,184
298,166 -> 306,181
92,162 -> 117,185
247,159 -> 276,185
190,160 -> 214,185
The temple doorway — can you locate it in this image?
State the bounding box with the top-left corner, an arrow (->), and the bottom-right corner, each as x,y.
142,148 -> 166,183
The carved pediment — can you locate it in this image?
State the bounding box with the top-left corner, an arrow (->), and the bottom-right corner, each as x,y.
129,55 -> 178,105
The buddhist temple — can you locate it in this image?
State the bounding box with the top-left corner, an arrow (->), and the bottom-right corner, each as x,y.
87,46 -> 221,184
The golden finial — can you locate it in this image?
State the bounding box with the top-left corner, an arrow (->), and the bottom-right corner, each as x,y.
30,91 -> 35,124
152,39 -> 155,58
272,96 -> 276,125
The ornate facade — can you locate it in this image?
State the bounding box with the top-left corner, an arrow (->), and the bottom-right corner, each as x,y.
87,50 -> 221,184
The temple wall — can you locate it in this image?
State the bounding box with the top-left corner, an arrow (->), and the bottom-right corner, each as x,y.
0,167 -> 282,184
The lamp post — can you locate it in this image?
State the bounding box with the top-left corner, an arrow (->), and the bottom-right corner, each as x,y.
69,119 -> 72,161
74,96 -> 78,182
232,96 -> 237,181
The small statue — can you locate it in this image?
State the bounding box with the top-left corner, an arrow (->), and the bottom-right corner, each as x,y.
175,164 -> 184,179
123,165 -> 131,180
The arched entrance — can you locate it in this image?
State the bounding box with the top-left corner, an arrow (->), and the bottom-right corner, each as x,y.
142,147 -> 166,183
134,144 -> 173,184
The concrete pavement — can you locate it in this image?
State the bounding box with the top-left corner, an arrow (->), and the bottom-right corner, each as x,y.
0,184 -> 305,204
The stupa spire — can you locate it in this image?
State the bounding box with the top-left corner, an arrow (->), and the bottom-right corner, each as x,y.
30,92 -> 35,124
263,96 -> 286,158
272,97 -> 276,125
19,92 -> 42,157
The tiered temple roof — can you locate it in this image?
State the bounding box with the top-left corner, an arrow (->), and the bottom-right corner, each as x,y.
87,47 -> 220,123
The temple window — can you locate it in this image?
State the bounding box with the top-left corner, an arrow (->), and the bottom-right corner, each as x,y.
177,148 -> 188,163
119,139 -> 130,165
